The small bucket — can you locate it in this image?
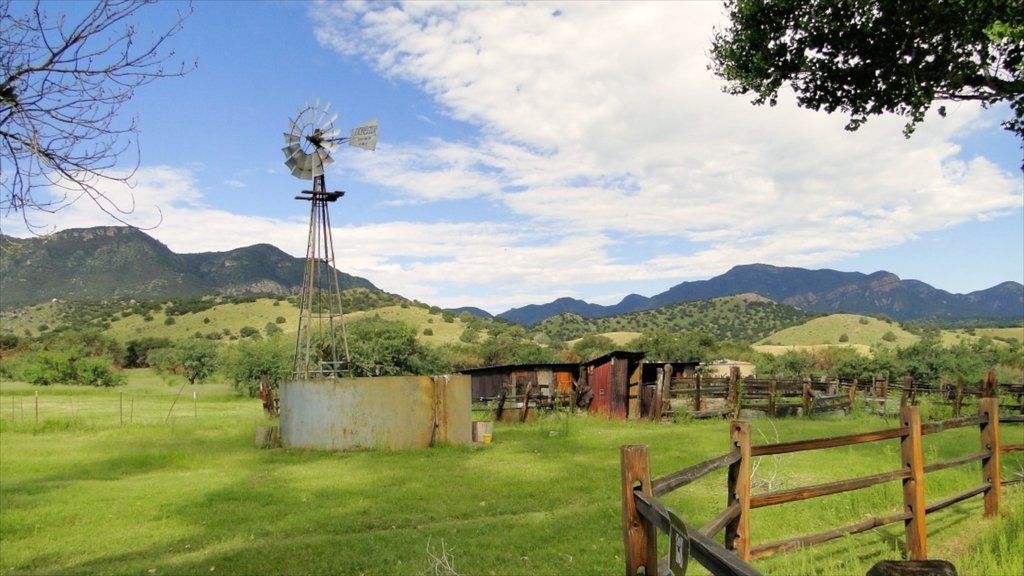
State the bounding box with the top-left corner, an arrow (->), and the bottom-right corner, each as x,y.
481,433 -> 492,444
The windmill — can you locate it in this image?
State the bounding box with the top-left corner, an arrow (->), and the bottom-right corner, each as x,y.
282,100 -> 378,379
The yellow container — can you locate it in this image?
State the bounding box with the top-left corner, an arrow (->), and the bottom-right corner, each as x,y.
482,433 -> 492,444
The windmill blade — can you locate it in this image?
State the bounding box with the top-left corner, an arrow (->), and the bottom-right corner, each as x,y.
323,101 -> 332,115
321,127 -> 341,140
282,144 -> 302,160
348,119 -> 378,151
320,112 -> 338,131
315,148 -> 334,168
283,132 -> 300,145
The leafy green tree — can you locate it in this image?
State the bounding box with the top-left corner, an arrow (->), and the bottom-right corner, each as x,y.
571,334 -> 616,362
221,337 -> 291,397
710,0 -> 1024,140
628,331 -> 719,362
173,339 -> 218,385
123,337 -> 172,368
346,318 -> 423,376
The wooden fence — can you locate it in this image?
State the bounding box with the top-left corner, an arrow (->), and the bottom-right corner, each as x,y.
656,370 -> 1024,421
621,398 -> 1023,575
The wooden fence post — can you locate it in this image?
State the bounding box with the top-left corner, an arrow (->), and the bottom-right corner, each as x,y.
954,378 -> 965,417
621,445 -> 657,576
900,375 -> 911,407
979,398 -> 1001,517
729,367 -> 741,417
899,404 -> 927,560
726,421 -> 752,561
983,371 -> 997,398
802,377 -> 811,416
694,372 -> 702,412
768,379 -> 777,418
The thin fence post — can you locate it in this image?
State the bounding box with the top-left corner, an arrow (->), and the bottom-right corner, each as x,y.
983,371 -> 997,398
900,375 -> 911,407
768,379 -> 777,418
899,404 -> 927,560
726,420 -> 752,561
621,445 -> 657,576
848,379 -> 858,415
979,398 -> 1001,517
802,377 -> 811,416
728,367 -> 740,417
35,391 -> 39,425
950,377 -> 958,416
694,372 -> 702,412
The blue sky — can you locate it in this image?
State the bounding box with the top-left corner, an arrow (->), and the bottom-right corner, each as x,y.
3,1 -> 1022,315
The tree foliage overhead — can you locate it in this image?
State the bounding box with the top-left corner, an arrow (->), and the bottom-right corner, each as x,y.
0,0 -> 194,228
709,0 -> 1024,141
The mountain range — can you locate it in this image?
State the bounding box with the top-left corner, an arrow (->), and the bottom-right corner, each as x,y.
1,226 -> 1021,325
0,226 -> 376,307
498,264 -> 1023,325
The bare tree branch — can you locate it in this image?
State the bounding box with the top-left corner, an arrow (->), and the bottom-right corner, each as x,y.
0,0 -> 195,232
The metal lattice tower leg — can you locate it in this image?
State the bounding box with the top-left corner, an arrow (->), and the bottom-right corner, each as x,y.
293,174 -> 351,378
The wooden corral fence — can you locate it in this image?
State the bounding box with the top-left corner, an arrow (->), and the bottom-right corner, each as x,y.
622,398 -> 1023,576
651,369 -> 1024,421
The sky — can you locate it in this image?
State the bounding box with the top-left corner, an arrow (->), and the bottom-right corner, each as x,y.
3,1 -> 1022,315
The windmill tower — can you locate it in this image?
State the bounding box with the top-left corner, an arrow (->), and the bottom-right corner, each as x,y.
281,100 -> 378,378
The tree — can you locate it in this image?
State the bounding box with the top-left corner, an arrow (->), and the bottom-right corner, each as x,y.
173,338 -> 217,385
709,0 -> 1024,142
1,0 -> 195,228
221,337 -> 291,397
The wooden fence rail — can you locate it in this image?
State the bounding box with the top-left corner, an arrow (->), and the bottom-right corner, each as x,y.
622,398 -> 1022,575
657,371 -> 1023,420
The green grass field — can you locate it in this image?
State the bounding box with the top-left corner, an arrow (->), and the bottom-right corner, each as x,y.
1,371 -> 1021,575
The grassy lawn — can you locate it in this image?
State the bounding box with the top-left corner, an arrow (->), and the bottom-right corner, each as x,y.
1,371 -> 1021,575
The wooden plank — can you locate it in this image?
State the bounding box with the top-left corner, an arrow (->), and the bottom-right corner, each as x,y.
751,426 -> 906,457
651,449 -> 741,497
633,492 -> 764,576
700,501 -> 739,538
750,468 -> 909,509
979,398 -> 1001,517
924,484 -> 988,514
620,445 -> 657,575
920,415 -> 985,435
725,421 -> 751,561
749,510 -> 909,559
899,405 -> 927,561
922,450 -> 987,474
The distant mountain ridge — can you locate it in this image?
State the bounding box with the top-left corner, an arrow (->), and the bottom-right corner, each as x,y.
0,226 -> 377,307
2,228 -> 1020,325
498,264 -> 1023,325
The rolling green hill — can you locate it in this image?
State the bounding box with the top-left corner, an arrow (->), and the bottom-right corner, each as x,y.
756,313 -> 918,347
536,293 -> 817,343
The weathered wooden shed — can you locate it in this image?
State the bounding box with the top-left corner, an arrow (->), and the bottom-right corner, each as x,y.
461,362 -> 580,402
581,351 -> 646,419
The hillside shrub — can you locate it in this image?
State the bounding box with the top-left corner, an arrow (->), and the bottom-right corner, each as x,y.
123,337 -> 172,368
221,337 -> 291,397
239,326 -> 260,339
15,350 -> 123,387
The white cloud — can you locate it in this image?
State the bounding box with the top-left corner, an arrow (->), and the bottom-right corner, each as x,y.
3,2 -> 1019,316
310,1 -> 1022,309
